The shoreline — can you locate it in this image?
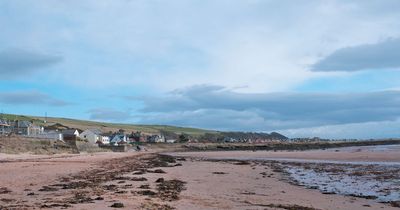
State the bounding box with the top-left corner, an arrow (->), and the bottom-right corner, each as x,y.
166,155 -> 399,210
0,144 -> 399,209
180,139 -> 400,152
168,144 -> 400,162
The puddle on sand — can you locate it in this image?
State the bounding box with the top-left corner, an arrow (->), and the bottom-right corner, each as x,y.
279,162 -> 400,202
325,144 -> 400,152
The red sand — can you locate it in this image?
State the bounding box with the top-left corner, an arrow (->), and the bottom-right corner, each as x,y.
169,145 -> 400,162
0,145 -> 399,209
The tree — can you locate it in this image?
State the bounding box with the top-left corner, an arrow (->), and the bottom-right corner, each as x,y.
160,129 -> 178,140
178,133 -> 190,142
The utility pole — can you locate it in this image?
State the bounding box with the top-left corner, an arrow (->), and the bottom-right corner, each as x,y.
0,109 -> 3,135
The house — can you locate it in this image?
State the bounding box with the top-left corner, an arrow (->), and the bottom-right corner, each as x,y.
99,134 -> 110,145
33,130 -> 64,141
62,129 -> 80,140
0,119 -> 10,135
110,134 -> 128,145
223,137 -> 238,143
166,139 -> 176,143
79,129 -> 103,145
128,131 -> 143,143
147,134 -> 165,143
12,120 -> 44,136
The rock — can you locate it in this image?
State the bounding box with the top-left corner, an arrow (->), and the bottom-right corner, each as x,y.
110,202 -> 124,208
155,178 -> 165,183
38,186 -> 58,192
147,169 -> 166,173
139,184 -> 150,189
390,201 -> 400,207
0,187 -> 11,194
137,190 -> 157,196
212,172 -> 227,174
130,177 -> 147,181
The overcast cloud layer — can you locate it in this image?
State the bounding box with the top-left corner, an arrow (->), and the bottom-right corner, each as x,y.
1,0 -> 400,139
0,91 -> 69,106
136,85 -> 400,131
312,38 -> 400,72
0,49 -> 62,79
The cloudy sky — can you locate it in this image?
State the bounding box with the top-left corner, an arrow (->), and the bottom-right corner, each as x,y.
1,0 -> 400,139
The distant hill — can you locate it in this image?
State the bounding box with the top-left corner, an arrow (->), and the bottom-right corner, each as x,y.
220,131 -> 288,140
0,113 -> 215,136
0,113 -> 288,140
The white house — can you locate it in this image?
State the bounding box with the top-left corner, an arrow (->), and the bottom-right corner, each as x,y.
0,119 -> 10,135
100,135 -> 110,145
79,129 -> 102,145
33,130 -> 63,141
110,134 -> 127,145
147,134 -> 165,143
12,121 -> 44,136
166,139 -> 176,143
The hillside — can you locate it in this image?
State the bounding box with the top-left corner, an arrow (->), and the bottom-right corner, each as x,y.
0,113 -> 290,141
0,113 -> 216,136
0,136 -> 76,154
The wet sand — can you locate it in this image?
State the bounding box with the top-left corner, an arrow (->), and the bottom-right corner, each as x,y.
167,144 -> 400,209
0,145 -> 399,209
166,159 -> 398,210
169,144 -> 400,162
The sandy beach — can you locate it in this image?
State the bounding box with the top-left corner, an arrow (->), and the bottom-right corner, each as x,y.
0,145 -> 399,209
169,144 -> 400,163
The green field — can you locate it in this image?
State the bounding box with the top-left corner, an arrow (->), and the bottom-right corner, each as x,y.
0,113 -> 217,136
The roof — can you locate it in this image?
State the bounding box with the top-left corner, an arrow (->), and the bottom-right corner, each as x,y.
90,129 -> 102,135
18,121 -> 32,128
111,134 -> 126,143
0,119 -> 9,126
82,128 -> 102,135
62,129 -> 79,135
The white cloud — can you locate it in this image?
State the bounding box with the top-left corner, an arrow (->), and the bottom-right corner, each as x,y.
0,90 -> 70,106
3,0 -> 400,92
0,49 -> 62,79
87,108 -> 132,121
3,1 -> 400,139
312,38 -> 400,71
134,85 -> 400,137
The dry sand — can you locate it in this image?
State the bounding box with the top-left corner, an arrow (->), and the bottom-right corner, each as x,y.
0,145 -> 399,209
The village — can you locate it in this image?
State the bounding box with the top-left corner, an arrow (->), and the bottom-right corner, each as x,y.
0,117 -> 295,150
0,119 -> 177,148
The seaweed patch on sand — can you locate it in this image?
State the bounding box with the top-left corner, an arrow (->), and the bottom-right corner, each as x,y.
0,154 -> 186,209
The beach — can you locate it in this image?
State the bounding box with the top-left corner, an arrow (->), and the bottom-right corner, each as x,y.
0,145 -> 399,209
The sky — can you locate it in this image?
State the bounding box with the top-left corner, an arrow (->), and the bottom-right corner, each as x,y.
1,0 -> 400,139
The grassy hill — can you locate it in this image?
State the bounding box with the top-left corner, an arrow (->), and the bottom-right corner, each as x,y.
0,113 -> 216,136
